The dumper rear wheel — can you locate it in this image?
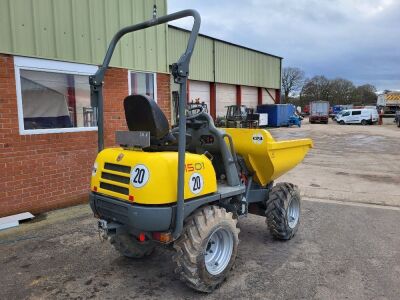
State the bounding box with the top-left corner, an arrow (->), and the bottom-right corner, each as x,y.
110,233 -> 155,258
266,182 -> 300,240
173,205 -> 239,292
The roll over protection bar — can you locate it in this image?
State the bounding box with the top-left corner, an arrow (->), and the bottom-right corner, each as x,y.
89,9 -> 201,239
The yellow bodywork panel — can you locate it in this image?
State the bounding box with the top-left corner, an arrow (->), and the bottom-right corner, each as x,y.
91,148 -> 217,205
223,128 -> 313,187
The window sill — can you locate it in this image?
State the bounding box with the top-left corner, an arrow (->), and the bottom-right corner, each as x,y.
19,127 -> 98,135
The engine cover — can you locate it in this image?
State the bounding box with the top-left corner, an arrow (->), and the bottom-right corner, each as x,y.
91,148 -> 217,205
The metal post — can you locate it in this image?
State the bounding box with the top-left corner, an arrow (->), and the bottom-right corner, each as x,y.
174,78 -> 187,239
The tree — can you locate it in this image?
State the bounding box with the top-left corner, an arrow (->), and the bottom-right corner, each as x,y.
352,84 -> 377,105
290,72 -> 377,108
300,75 -> 331,103
281,67 -> 305,103
329,78 -> 355,105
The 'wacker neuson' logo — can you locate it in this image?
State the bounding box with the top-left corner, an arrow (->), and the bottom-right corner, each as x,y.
116,153 -> 124,162
252,133 -> 264,144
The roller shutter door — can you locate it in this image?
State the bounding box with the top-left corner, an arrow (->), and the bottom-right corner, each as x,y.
216,83 -> 236,118
262,88 -> 276,104
189,81 -> 210,112
241,86 -> 258,109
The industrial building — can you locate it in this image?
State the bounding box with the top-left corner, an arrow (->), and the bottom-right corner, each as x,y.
0,0 -> 282,216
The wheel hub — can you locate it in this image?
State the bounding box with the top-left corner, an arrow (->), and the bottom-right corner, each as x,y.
287,196 -> 300,229
204,227 -> 233,275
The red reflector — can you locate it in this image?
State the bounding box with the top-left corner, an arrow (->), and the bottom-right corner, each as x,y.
93,186 -> 97,192
138,232 -> 145,242
129,195 -> 134,201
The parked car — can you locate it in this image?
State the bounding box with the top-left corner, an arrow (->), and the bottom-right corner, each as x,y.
336,108 -> 378,125
334,110 -> 344,122
331,104 -> 353,119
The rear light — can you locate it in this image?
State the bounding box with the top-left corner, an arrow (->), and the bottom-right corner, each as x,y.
129,195 -> 134,201
152,232 -> 173,243
93,186 -> 97,192
138,232 -> 146,242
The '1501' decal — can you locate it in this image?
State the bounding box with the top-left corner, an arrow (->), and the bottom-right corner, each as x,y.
185,162 -> 205,172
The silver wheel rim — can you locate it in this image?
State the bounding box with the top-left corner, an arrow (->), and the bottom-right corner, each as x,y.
287,196 -> 300,229
204,227 -> 234,275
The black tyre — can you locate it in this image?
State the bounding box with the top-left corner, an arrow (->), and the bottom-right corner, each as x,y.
397,119 -> 400,128
361,119 -> 367,125
339,120 -> 345,125
266,182 -> 301,240
173,206 -> 239,293
110,233 -> 155,258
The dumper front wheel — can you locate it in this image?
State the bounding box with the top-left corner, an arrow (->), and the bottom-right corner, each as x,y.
173,206 -> 239,293
110,233 -> 155,258
266,182 -> 300,240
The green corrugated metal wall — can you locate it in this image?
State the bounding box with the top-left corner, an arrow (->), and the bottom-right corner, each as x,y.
214,41 -> 281,89
0,0 -> 281,87
0,0 -> 168,72
168,27 -> 281,89
168,27 -> 214,82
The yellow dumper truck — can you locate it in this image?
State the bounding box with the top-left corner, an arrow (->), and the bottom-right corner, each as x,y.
88,10 -> 313,292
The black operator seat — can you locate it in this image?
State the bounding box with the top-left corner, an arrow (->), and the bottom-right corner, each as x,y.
124,94 -> 174,147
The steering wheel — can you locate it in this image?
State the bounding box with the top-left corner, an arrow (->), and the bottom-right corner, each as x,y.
186,105 -> 205,120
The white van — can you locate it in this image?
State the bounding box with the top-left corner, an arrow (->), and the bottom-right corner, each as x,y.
336,108 -> 378,125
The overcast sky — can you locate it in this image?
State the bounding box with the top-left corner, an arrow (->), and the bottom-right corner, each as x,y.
168,0 -> 400,91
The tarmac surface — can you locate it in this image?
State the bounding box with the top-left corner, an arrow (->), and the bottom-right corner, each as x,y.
1,121 -> 400,299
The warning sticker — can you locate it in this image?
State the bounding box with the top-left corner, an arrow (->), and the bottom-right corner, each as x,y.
131,164 -> 150,188
189,172 -> 204,194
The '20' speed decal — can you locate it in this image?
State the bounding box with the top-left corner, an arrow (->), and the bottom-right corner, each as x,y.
189,172 -> 204,194
131,164 -> 149,188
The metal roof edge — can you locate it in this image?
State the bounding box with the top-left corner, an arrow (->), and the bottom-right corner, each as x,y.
168,25 -> 283,60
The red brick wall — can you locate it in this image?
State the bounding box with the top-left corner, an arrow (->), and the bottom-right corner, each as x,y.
156,73 -> 171,122
0,54 -> 170,217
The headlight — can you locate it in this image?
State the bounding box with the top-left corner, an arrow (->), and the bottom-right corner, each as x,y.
92,162 -> 98,177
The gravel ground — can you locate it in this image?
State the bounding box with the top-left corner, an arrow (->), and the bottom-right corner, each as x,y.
1,120 -> 399,299
1,201 -> 399,300
271,120 -> 400,207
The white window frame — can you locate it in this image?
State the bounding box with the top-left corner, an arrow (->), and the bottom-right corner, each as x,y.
14,56 -> 98,135
128,70 -> 157,102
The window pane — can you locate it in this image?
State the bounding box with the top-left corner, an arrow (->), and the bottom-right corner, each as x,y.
20,69 -> 95,130
130,72 -> 155,100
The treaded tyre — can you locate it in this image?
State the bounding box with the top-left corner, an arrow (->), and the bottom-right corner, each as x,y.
266,182 -> 301,240
173,205 -> 239,293
110,233 -> 155,258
